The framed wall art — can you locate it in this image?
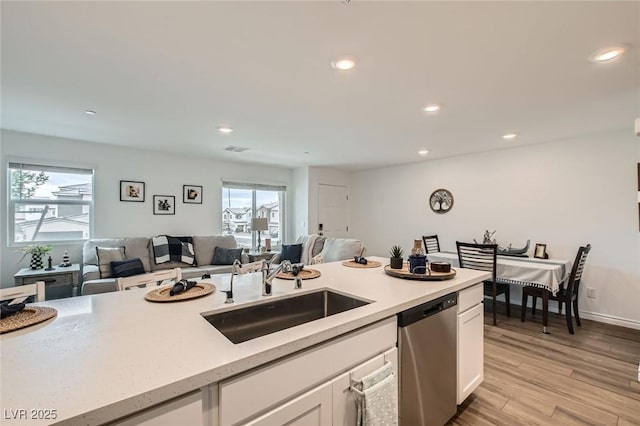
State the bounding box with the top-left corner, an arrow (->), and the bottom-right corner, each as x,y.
183,185 -> 203,204
120,180 -> 145,202
153,195 -> 175,215
534,243 -> 548,259
429,188 -> 454,214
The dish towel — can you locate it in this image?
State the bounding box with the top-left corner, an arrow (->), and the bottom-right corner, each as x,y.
352,362 -> 398,426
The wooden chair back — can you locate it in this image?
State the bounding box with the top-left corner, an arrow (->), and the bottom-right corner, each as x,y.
456,241 -> 497,282
564,244 -> 591,297
116,268 -> 182,291
1,281 -> 45,302
422,235 -> 441,254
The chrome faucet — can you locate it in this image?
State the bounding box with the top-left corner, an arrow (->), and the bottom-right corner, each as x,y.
224,259 -> 282,302
261,259 -> 284,296
223,259 -> 243,303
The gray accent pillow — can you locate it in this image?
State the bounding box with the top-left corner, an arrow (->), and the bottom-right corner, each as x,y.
312,237 -> 326,257
211,247 -> 243,265
96,246 -> 126,278
193,235 -> 237,266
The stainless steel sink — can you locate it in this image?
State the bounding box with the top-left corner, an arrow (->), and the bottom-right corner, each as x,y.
201,290 -> 370,344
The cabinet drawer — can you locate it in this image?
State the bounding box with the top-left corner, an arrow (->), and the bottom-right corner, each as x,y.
458,283 -> 483,313
21,274 -> 73,286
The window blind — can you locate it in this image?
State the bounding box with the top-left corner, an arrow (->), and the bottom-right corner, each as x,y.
222,181 -> 286,192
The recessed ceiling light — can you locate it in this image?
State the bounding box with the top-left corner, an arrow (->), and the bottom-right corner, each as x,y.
589,47 -> 625,62
217,126 -> 234,134
418,149 -> 429,156
502,133 -> 518,140
84,110 -> 96,115
331,56 -> 356,71
423,104 -> 441,113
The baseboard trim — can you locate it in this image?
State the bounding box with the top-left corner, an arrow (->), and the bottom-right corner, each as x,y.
579,311 -> 640,330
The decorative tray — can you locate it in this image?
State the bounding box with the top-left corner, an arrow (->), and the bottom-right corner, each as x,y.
276,269 -> 321,280
342,260 -> 382,268
384,265 -> 457,281
145,282 -> 215,302
0,306 -> 57,334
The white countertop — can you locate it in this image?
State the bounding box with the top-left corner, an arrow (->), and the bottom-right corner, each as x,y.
0,257 -> 489,425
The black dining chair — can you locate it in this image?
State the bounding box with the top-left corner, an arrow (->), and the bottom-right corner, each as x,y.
456,241 -> 510,326
521,244 -> 591,334
422,235 -> 441,254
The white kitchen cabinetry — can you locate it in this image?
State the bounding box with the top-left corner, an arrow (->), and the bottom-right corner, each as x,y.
111,390 -> 203,426
217,317 -> 397,426
244,381 -> 333,426
457,283 -> 484,404
244,347 -> 398,426
332,347 -> 397,426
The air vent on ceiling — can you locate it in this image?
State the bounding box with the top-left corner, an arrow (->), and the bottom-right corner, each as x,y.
224,146 -> 250,153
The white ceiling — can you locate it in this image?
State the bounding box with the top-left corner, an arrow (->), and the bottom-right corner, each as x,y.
2,1 -> 639,170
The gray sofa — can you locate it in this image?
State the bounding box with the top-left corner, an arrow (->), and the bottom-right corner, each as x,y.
81,235 -> 240,295
272,234 -> 366,265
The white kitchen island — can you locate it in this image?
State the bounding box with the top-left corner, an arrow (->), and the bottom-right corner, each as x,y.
0,257 -> 489,425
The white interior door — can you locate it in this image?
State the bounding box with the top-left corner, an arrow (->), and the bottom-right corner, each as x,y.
317,184 -> 348,238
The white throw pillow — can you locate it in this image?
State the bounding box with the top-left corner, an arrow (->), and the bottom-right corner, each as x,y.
96,246 -> 126,278
319,239 -> 365,263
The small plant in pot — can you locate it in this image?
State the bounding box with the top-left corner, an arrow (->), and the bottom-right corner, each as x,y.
19,244 -> 52,270
389,245 -> 404,269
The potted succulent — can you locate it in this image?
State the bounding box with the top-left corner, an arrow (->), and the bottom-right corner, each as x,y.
19,245 -> 52,270
389,245 -> 404,269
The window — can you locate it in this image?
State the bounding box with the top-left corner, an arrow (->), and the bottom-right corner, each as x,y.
9,162 -> 93,244
222,181 -> 286,250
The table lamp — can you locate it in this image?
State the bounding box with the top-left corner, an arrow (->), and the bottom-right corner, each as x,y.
251,217 -> 269,251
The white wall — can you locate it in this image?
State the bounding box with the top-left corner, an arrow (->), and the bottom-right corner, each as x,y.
351,131 -> 640,327
292,167 -> 309,239
307,166 -> 352,237
1,130 -> 293,286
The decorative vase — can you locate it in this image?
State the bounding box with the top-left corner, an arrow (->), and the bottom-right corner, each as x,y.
408,254 -> 427,274
30,253 -> 43,270
390,257 -> 404,269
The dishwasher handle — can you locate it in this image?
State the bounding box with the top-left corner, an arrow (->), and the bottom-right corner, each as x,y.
422,304 -> 442,317
398,292 -> 457,328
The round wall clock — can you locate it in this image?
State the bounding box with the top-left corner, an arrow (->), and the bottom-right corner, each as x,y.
429,188 -> 454,214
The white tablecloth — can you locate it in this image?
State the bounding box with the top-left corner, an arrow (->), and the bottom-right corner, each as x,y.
428,252 -> 571,295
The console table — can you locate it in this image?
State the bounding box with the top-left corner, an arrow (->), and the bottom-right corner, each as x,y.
14,264 -> 80,298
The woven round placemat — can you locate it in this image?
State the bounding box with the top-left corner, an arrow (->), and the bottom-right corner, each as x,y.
341,260 -> 382,268
276,269 -> 321,280
145,282 -> 215,303
0,306 -> 57,334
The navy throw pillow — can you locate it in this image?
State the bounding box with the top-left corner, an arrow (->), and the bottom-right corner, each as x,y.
280,244 -> 303,263
111,258 -> 145,278
211,247 -> 243,265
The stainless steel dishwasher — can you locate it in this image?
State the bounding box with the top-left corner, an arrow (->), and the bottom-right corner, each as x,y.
398,292 -> 458,426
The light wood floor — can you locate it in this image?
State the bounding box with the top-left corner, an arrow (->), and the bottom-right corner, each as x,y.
449,302 -> 640,426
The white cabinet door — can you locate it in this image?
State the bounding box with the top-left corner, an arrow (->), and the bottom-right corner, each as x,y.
244,382 -> 332,426
457,303 -> 484,404
332,348 -> 398,426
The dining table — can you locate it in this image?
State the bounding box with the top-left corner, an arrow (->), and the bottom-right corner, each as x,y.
428,251 -> 572,333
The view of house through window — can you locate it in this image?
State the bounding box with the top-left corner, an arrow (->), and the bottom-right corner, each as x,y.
222,181 -> 285,250
9,162 -> 93,244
